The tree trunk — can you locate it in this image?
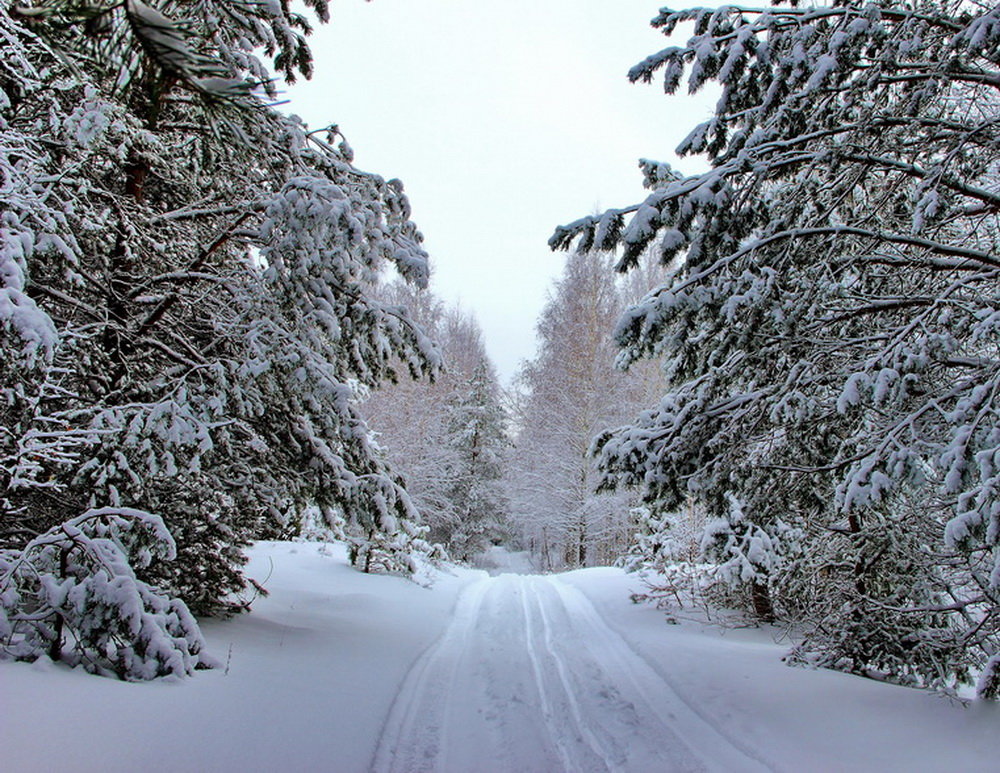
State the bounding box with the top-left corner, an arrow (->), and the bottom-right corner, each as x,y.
848,514 -> 868,598
48,545 -> 69,661
751,580 -> 775,623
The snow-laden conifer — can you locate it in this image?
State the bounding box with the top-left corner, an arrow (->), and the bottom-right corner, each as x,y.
361,284 -> 510,560
0,507 -> 213,679
556,1 -> 1000,697
2,0 -> 438,631
442,361 -> 511,560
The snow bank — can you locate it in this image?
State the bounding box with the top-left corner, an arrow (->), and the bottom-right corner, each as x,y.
0,541 -> 483,773
561,567 -> 998,773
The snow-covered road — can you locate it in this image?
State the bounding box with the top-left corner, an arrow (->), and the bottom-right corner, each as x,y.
373,575 -> 769,773
3,542 -> 997,773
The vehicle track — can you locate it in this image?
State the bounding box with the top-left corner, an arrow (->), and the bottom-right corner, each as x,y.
371,575 -> 771,773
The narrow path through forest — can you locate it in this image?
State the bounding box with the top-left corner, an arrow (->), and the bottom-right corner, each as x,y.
4,543 -> 997,772
371,574 -> 772,773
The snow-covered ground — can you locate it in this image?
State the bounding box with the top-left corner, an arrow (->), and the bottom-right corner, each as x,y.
470,545 -> 537,575
1,542 -> 996,772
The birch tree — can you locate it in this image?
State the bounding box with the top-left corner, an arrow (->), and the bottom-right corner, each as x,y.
511,250 -> 660,569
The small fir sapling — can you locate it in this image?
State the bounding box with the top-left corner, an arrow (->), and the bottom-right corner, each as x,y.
0,508 -> 214,680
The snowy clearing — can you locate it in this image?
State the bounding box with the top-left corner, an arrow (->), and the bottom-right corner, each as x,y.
1,541 -> 997,772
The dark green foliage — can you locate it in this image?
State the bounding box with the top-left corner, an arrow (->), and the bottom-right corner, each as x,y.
558,1 -> 1000,697
2,1 -> 436,626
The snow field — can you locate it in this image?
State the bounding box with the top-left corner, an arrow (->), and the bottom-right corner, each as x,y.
1,542 -> 997,772
564,568 -> 999,773
0,542 -> 483,773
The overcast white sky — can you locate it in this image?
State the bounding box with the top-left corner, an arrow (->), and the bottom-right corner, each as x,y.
287,0 -> 712,383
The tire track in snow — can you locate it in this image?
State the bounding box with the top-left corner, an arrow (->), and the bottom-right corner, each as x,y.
525,577 -> 621,771
545,577 -> 773,772
519,575 -> 580,771
525,577 -> 706,772
369,578 -> 492,773
371,574 -> 773,773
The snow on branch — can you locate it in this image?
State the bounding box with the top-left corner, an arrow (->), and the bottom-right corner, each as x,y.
562,1 -> 1000,697
0,508 -> 214,680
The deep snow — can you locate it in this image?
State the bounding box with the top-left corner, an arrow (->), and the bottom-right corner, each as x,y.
374,574 -> 765,771
1,541 -> 997,772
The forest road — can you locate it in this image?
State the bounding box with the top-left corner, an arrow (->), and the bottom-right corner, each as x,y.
370,574 -> 772,773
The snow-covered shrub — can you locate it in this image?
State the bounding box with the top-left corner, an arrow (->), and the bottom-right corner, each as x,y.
782,497 -> 983,696
300,504 -> 449,573
699,496 -> 803,622
624,500 -> 801,622
0,508 -> 213,680
979,656 -> 1000,701
619,506 -> 708,607
620,506 -> 701,574
296,505 -> 348,544
348,518 -> 437,576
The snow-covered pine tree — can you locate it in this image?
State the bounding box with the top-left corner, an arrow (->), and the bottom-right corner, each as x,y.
553,2 -> 1000,697
361,286 -> 510,559
443,361 -> 511,561
2,0 -> 437,627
